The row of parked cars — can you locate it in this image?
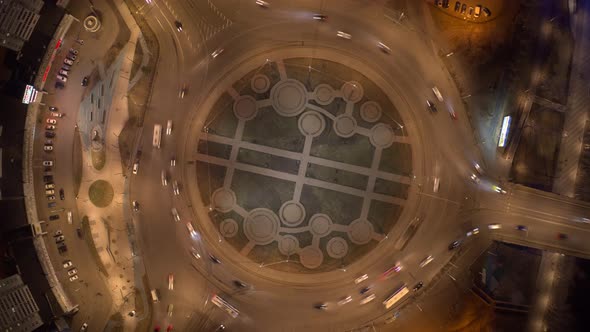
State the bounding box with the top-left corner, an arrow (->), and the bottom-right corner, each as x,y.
437,0 -> 491,18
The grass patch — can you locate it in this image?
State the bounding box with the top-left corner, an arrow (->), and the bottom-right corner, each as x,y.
81,216 -> 109,278
88,180 -> 114,207
91,148 -> 106,170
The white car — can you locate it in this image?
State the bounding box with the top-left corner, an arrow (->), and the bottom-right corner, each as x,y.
466,227 -> 480,237
256,0 -> 269,7
47,195 -> 56,200
355,274 -> 369,284
168,273 -> 174,290
67,211 -> 73,224
377,42 -> 391,54
172,207 -> 180,222
488,223 -> 502,230
336,31 -> 352,40
170,157 -> 176,167
161,170 -> 168,186
191,248 -> 201,259
46,189 -> 55,195
360,294 -> 376,305
432,86 -> 443,102
43,160 -> 54,166
64,58 -> 74,65
172,181 -> 180,195
69,48 -> 79,55
132,162 -> 139,175
69,275 -> 79,282
186,222 -> 197,237
45,183 -> 55,189
54,230 -> 63,236
59,70 -> 69,77
55,235 -> 65,243
67,54 -> 77,61
44,145 -> 54,151
338,295 -> 352,306
419,255 -> 434,268
211,48 -> 224,58
63,260 -> 73,268
46,118 -> 57,124
166,120 -> 173,135
433,177 -> 440,193
68,269 -> 78,276
50,112 -> 63,118
80,323 -> 88,332
56,75 -> 67,82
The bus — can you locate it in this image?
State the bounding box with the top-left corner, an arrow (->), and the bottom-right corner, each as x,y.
211,294 -> 239,318
153,124 -> 162,148
383,285 -> 409,309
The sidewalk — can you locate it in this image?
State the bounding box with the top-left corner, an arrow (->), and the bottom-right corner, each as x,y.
74,0 -> 149,330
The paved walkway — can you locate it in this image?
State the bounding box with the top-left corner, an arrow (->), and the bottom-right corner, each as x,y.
74,1 -> 149,330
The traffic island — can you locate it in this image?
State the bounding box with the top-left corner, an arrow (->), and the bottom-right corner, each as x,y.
88,180 -> 114,208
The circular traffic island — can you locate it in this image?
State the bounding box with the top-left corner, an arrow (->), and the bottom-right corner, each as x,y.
88,180 -> 114,208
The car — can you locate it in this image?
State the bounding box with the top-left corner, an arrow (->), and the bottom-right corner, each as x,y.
312,14 -> 327,21
172,181 -> 180,195
60,189 -> 65,200
175,21 -> 183,32
426,100 -> 437,112
46,189 -> 55,195
69,48 -> 79,55
474,5 -> 481,17
419,255 -> 434,267
45,131 -> 56,138
80,323 -> 88,331
133,200 -> 140,212
47,195 -> 56,201
59,70 -> 69,77
377,42 -> 391,54
211,48 -> 224,58
187,222 -> 197,237
488,223 -> 501,230
354,274 -> 369,284
179,86 -> 186,98
448,240 -> 461,250
338,295 -> 352,305
493,185 -> 507,194
43,160 -> 54,166
132,162 -> 139,175
167,304 -> 174,316
55,235 -> 65,242
360,294 -> 376,305
558,233 -> 568,240
516,225 -> 528,231
81,76 -> 89,86
46,125 -> 56,130
56,75 -> 67,83
466,227 -> 479,236
474,162 -> 483,174
55,81 -> 65,89
191,248 -> 201,260
454,1 -> 461,12
64,58 -> 74,66
209,254 -> 221,264
58,243 -> 68,253
313,303 -> 327,310
382,264 -> 403,279
172,207 -> 180,222
44,145 -> 54,151
50,111 -> 63,117
69,275 -> 79,282
255,0 -> 269,7
360,286 -> 372,295
460,3 -> 467,14
45,183 -> 55,189
442,0 -> 450,8
168,273 -> 174,290
448,107 -> 457,120
49,215 -> 59,221
63,260 -> 73,268
77,228 -> 83,238
67,211 -> 73,224
166,120 -> 172,135
170,157 -> 176,167
413,282 -> 424,292
468,7 -> 474,17
336,31 -> 352,40
470,173 -> 480,183
68,269 -> 78,276
67,53 -> 77,61
432,87 -> 443,102
49,106 -> 58,111
54,230 -> 63,236
48,202 -> 57,208
482,7 -> 491,17
233,280 -> 247,288
433,177 -> 440,193
62,64 -> 71,71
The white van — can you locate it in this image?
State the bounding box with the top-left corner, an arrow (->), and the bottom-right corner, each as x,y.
153,124 -> 162,149
151,289 -> 159,302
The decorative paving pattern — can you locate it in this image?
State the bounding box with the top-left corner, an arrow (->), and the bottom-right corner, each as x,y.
194,57 -> 413,272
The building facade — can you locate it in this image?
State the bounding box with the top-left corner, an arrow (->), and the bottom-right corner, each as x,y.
0,0 -> 44,52
0,274 -> 43,332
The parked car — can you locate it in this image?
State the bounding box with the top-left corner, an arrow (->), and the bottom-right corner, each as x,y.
69,48 -> 79,55
68,269 -> 78,276
63,260 -> 73,268
55,235 -> 65,242
81,76 -> 89,86
45,189 -> 55,195
60,189 -> 65,200
69,275 -> 79,282
67,54 -> 77,61
45,131 -> 55,138
45,183 -> 55,189
454,1 -> 461,12
46,118 -> 57,124
50,112 -> 63,117
48,202 -> 56,208
46,125 -> 56,130
175,21 -> 183,32
54,230 -> 63,236
44,145 -> 53,151
43,160 -> 54,166
62,64 -> 71,71
133,200 -> 140,212
56,75 -> 67,83
64,58 -> 74,66
80,323 -> 88,332
47,195 -> 56,201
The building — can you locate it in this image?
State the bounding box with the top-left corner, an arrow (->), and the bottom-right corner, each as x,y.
0,0 -> 44,52
0,274 -> 43,332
